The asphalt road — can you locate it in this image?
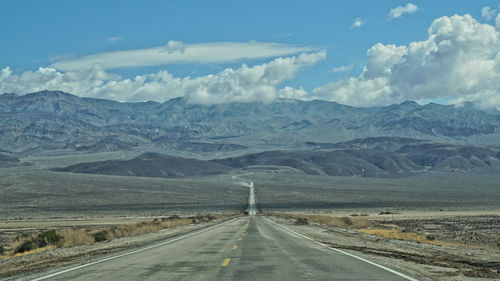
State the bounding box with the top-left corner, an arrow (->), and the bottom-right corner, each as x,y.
246,180 -> 257,216
27,181 -> 417,281
29,215 -> 416,281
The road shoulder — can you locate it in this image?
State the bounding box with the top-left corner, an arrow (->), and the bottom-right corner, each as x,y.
264,214 -> 500,281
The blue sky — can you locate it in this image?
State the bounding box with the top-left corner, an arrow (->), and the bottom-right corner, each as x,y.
1,0 -> 500,108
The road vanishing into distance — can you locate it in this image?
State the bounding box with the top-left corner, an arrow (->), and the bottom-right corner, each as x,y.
246,180 -> 257,216
28,181 -> 418,281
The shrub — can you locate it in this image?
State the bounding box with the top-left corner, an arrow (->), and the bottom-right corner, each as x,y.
167,215 -> 181,221
339,217 -> 353,226
426,234 -> 436,241
93,230 -> 109,242
295,217 -> 308,225
0,245 -> 4,255
276,213 -> 372,229
378,211 -> 400,215
16,240 -> 35,253
35,230 -> 63,247
350,213 -> 369,217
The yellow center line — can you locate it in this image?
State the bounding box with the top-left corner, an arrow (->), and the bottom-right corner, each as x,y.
232,245 -> 238,250
221,258 -> 231,267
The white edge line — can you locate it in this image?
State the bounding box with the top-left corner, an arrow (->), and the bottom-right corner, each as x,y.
264,217 -> 420,281
30,218 -> 237,281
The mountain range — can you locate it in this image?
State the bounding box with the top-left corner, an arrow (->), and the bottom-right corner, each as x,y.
2,90 -> 500,158
3,90 -> 500,177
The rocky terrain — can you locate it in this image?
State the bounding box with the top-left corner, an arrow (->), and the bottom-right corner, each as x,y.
268,212 -> 500,280
384,214 -> 500,249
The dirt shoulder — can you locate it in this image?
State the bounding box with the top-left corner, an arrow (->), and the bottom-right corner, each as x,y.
267,211 -> 500,281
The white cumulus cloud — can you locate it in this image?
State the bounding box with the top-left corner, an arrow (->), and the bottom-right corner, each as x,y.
50,41 -> 315,71
160,40 -> 185,54
1,51 -> 326,104
481,6 -> 497,21
313,77 -> 392,107
351,18 -> 364,28
313,14 -> 500,109
278,86 -> 309,100
389,3 -> 419,20
184,51 -> 326,104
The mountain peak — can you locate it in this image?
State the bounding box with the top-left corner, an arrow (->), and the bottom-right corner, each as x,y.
25,90 -> 76,98
1,93 -> 17,98
399,100 -> 420,107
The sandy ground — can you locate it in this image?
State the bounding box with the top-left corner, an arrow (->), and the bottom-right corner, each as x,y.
267,210 -> 500,281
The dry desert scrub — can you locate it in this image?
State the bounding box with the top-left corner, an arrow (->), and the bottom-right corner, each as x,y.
1,214 -> 222,258
89,217 -> 193,243
272,213 -> 456,247
274,213 -> 372,229
62,216 -> 201,246
57,228 -> 95,247
349,213 -> 369,217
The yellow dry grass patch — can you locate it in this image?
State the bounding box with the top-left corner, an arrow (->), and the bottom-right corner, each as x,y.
12,245 -> 57,257
59,218 -> 194,247
58,228 -> 95,247
358,228 -> 455,246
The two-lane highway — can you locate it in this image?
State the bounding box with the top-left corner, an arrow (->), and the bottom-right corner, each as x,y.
28,215 -> 417,280
26,181 -> 418,280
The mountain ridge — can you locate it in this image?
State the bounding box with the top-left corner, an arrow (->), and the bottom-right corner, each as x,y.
55,138 -> 500,178
2,91 -> 500,156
